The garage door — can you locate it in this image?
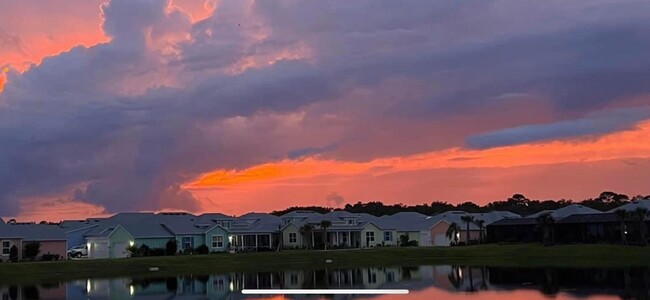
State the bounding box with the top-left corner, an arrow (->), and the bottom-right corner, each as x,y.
433,234 -> 450,246
419,231 -> 431,246
92,241 -> 109,259
112,243 -> 128,258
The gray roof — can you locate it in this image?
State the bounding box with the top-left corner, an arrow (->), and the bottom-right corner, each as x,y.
557,213 -> 619,224
608,199 -> 650,213
489,217 -> 537,226
0,218 -> 4,224
280,210 -> 322,219
84,213 -> 173,239
230,213 -> 282,234
529,204 -> 601,219
196,213 -> 234,225
0,224 -> 67,241
373,212 -> 431,231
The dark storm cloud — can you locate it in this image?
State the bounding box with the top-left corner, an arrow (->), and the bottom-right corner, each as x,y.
466,108 -> 650,149
1,0 -> 650,215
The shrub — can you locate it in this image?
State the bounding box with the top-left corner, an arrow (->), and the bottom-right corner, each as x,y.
9,245 -> 18,262
23,241 -> 41,261
149,248 -> 166,256
165,240 -> 177,256
41,254 -> 60,261
196,244 -> 209,254
127,245 -> 140,257
183,247 -> 194,255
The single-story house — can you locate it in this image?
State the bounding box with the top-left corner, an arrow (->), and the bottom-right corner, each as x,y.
373,212 -> 432,246
85,225 -> 134,259
281,211 -> 381,249
555,213 -> 621,243
0,223 -> 68,260
487,204 -> 602,243
229,213 -> 282,251
159,213 -> 230,252
85,213 -> 176,250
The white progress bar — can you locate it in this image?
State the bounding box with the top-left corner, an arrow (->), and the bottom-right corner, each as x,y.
242,289 -> 409,295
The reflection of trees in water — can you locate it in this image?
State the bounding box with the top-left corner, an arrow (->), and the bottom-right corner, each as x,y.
540,268 -> 559,296
448,265 -> 463,289
22,285 -> 39,299
166,277 -> 177,292
400,266 -> 419,280
8,286 -> 17,300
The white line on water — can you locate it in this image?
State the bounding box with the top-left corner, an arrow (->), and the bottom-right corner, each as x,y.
241,289 -> 409,295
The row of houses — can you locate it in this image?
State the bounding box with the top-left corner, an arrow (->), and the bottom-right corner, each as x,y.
3,199 -> 647,261
487,200 -> 650,244
0,210 -> 519,260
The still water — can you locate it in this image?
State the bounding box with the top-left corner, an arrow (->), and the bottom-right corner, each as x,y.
1,265 -> 649,299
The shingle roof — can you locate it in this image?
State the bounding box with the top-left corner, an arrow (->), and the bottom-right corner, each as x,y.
608,199 -> 650,213
529,204 -> 601,219
373,212 -> 430,231
196,213 -> 234,225
557,213 -> 619,224
230,213 -> 282,233
0,224 -> 66,241
488,218 -> 537,226
280,210 -> 322,219
84,213 -> 173,239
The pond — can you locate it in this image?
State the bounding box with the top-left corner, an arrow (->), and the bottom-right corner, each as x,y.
1,265 -> 649,299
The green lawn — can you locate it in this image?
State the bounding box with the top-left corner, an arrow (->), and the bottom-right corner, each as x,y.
0,244 -> 649,284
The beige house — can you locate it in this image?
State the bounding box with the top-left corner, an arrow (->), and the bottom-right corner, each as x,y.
0,223 -> 68,261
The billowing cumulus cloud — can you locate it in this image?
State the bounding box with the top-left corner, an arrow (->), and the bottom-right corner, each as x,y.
1,0 -> 650,218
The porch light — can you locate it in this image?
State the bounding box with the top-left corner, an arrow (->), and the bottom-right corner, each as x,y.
456,233 -> 460,239
129,241 -> 135,247
130,285 -> 135,296
228,235 -> 233,243
229,282 -> 234,291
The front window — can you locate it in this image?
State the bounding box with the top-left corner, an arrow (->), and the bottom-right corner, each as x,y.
212,235 -> 224,248
289,233 -> 297,243
365,232 -> 375,242
384,231 -> 393,242
1,241 -> 9,256
182,236 -> 194,249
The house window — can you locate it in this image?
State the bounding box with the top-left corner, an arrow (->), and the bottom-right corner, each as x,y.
1,241 -> 9,256
214,278 -> 225,291
212,235 -> 224,248
365,232 -> 375,242
182,236 -> 194,249
384,231 -> 393,242
289,233 -> 297,244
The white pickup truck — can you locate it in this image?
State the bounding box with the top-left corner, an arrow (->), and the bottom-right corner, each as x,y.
67,245 -> 88,258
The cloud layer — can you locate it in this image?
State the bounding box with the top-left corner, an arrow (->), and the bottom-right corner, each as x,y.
1,0 -> 650,218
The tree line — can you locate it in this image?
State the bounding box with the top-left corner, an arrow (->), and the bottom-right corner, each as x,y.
271,191 -> 650,217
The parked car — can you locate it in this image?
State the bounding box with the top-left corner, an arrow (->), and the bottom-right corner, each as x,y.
67,245 -> 88,258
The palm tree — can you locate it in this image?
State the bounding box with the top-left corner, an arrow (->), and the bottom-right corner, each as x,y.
634,207 -> 649,246
473,219 -> 485,244
300,224 -> 315,250
615,209 -> 629,245
320,220 -> 332,250
536,213 -> 555,246
446,222 -> 461,246
460,215 -> 475,244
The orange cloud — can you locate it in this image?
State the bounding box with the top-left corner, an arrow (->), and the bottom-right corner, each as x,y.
187,120 -> 650,189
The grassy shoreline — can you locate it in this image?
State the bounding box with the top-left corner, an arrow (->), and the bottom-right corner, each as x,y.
1,244 -> 649,284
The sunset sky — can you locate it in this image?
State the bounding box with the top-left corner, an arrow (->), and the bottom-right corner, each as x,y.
1,0 -> 650,222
